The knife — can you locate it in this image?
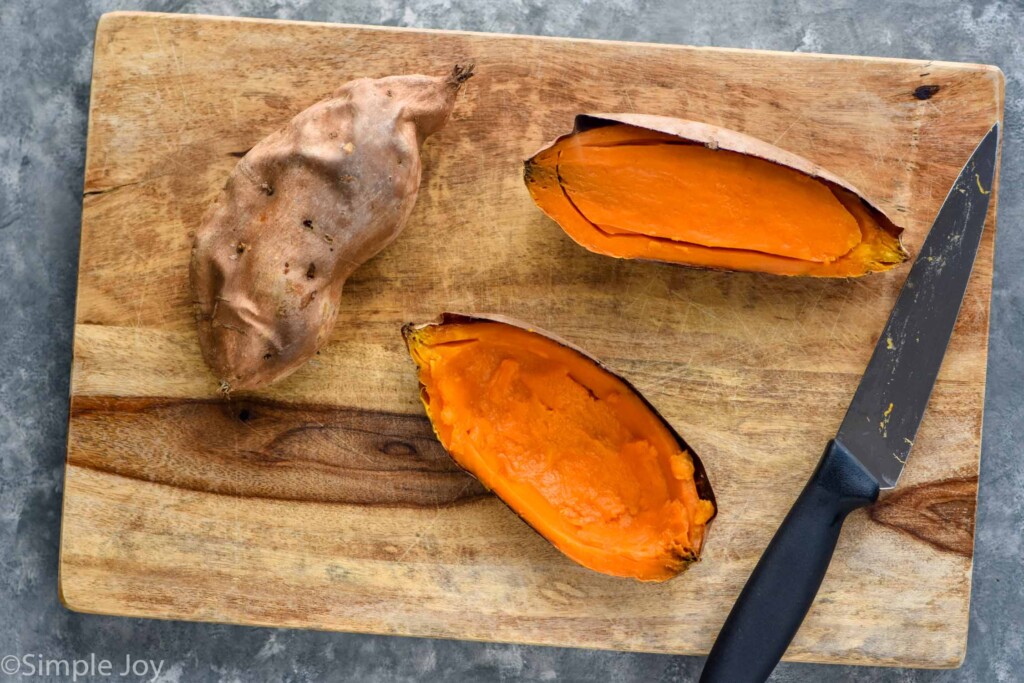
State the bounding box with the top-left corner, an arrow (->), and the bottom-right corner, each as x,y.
700,122 -> 1000,683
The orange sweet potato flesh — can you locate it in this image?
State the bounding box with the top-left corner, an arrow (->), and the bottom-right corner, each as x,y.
403,314 -> 717,581
525,116 -> 908,277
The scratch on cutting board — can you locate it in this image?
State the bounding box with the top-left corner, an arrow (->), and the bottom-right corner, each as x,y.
168,38 -> 193,117
771,112 -> 805,147
824,285 -> 856,347
149,25 -> 192,143
925,98 -> 945,116
133,280 -> 148,331
684,78 -> 715,125
394,478 -> 478,563
622,87 -> 637,114
894,87 -> 930,214
797,285 -> 827,335
626,278 -> 658,352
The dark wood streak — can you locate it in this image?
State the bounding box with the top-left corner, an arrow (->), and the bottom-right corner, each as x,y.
69,395 -> 488,507
870,476 -> 978,558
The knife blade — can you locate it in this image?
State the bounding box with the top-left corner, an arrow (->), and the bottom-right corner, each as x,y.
835,123 -> 999,489
700,123 -> 999,683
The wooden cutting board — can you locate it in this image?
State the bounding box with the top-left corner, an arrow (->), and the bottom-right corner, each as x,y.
61,11 -> 1005,668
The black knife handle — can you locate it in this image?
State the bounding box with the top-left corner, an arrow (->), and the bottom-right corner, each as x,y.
700,440 -> 880,683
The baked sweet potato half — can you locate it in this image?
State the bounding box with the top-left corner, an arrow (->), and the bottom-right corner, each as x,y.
402,313 -> 716,581
524,114 -> 908,277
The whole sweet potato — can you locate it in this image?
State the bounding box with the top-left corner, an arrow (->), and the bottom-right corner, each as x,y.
191,65 -> 473,392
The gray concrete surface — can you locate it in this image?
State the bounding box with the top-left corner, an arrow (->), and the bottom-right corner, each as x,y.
1,0 -> 1021,680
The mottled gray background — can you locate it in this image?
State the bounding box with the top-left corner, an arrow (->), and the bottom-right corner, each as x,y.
1,0 -> 1021,681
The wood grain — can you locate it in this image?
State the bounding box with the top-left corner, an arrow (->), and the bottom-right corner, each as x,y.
871,477 -> 979,558
60,11 -> 1004,667
69,396 -> 487,507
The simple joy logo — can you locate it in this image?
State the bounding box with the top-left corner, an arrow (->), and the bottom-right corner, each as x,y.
1,653 -> 165,681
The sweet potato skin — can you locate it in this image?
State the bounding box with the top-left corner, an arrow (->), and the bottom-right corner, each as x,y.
191,66 -> 473,391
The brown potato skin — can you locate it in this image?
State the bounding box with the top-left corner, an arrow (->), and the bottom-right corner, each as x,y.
191,66 -> 473,392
